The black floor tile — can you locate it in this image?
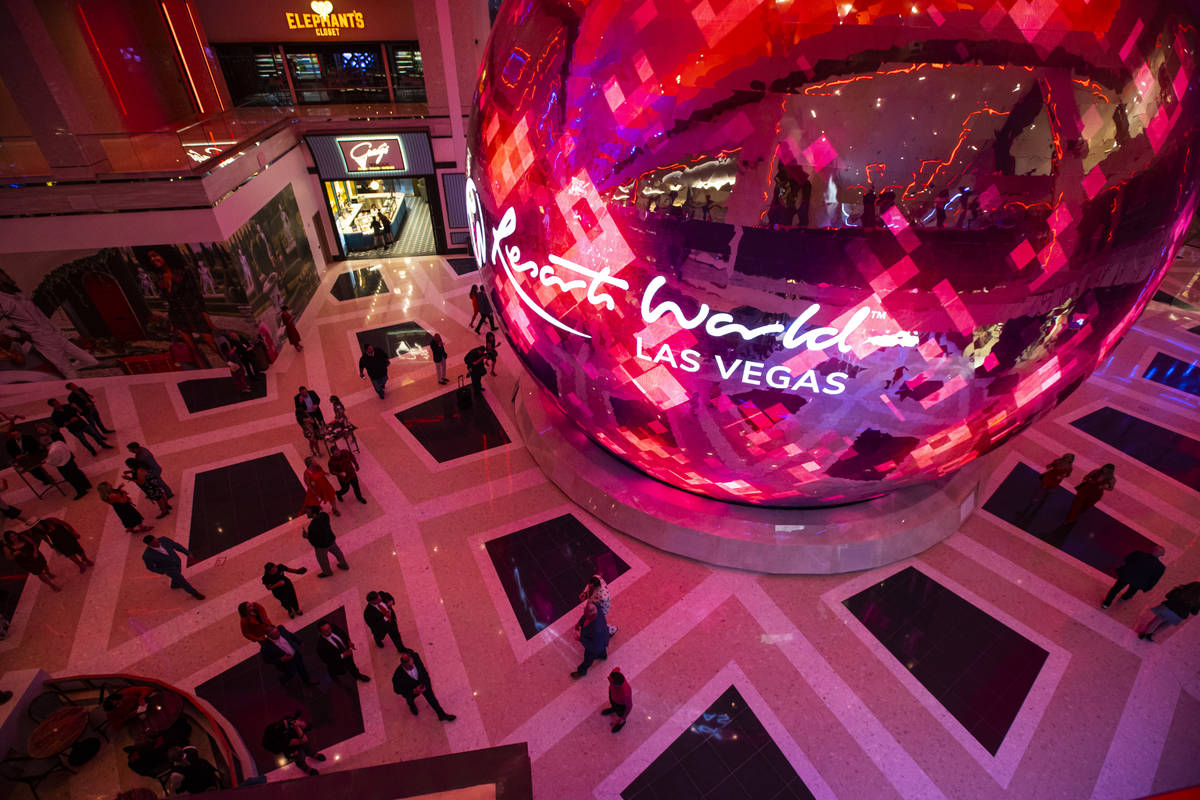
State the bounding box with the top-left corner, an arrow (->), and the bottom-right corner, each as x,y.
355,322 -> 431,361
1189,323 -> 1200,336
843,566 -> 1047,755
394,389 -> 510,463
1070,407 -> 1200,491
177,374 -> 267,413
194,607 -> 363,774
1143,352 -> 1200,397
484,514 -> 630,640
330,268 -> 388,301
1152,290 -> 1198,310
447,257 -> 479,276
982,462 -> 1158,575
0,562 -> 28,623
622,686 -> 808,800
189,453 -> 306,562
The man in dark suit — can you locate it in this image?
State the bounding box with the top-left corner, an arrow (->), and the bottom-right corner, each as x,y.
141,535 -> 204,599
293,386 -> 325,427
5,429 -> 53,486
260,625 -> 318,686
363,590 -> 404,651
48,398 -> 111,455
1103,545 -> 1167,608
391,649 -> 455,721
66,382 -> 114,434
316,620 -> 369,683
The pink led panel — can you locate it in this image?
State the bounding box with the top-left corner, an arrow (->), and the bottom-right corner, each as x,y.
466,0 -> 1200,507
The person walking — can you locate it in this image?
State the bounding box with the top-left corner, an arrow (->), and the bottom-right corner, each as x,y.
280,305 -> 303,352
124,458 -> 173,519
302,457 -> 340,517
98,482 -> 152,534
1102,546 -> 1167,609
601,668 -> 632,733
141,535 -> 204,599
317,620 -> 370,683
1066,463 -> 1116,524
31,517 -> 93,573
302,505 -> 349,577
580,574 -> 618,637
44,437 -> 91,499
328,446 -> 365,505
262,562 -> 307,618
391,649 -> 456,721
468,286 -> 480,330
359,344 -> 389,399
2,529 -> 60,592
1022,453 -> 1074,519
239,601 -> 275,642
570,598 -> 610,679
484,331 -> 501,376
1138,582 -> 1200,642
126,443 -> 164,480
473,286 -> 496,334
429,333 -> 448,384
65,382 -> 114,434
293,386 -> 325,427
363,590 -> 405,651
259,625 -> 318,685
48,398 -> 111,456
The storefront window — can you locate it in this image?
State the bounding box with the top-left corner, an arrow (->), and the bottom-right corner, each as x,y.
284,45 -> 389,104
214,45 -> 291,107
388,43 -> 426,103
324,176 -> 435,257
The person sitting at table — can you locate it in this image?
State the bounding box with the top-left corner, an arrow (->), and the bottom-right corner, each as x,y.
167,745 -> 221,794
103,685 -> 155,730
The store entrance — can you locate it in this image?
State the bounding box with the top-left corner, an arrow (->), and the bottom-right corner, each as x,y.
324,177 -> 437,258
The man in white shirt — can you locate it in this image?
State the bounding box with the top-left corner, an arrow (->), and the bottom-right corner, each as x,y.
316,620 -> 370,682
43,438 -> 91,499
260,626 -> 318,686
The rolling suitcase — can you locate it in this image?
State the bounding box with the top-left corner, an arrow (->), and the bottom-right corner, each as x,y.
456,374 -> 472,410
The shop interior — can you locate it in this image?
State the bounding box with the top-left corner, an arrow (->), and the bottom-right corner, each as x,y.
323,176 -> 436,257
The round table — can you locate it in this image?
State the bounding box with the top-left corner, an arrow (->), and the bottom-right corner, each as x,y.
27,706 -> 89,759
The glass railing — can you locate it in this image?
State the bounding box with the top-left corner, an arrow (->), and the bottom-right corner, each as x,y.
0,100 -> 432,183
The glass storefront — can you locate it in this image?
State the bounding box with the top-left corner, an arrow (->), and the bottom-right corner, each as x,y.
214,42 -> 425,107
324,176 -> 435,257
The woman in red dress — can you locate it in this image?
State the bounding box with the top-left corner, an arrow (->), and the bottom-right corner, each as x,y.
302,456 -> 340,517
280,305 -> 302,352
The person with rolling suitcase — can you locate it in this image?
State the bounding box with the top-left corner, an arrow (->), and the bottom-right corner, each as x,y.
465,346 -> 488,395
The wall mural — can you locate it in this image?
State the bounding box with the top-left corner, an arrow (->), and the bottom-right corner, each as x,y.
0,184 -> 318,382
468,0 -> 1200,507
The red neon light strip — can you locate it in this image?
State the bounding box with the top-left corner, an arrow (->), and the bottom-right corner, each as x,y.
184,0 -> 224,111
161,1 -> 205,114
76,4 -> 126,116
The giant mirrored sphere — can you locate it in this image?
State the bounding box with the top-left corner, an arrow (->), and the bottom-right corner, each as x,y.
466,0 -> 1200,506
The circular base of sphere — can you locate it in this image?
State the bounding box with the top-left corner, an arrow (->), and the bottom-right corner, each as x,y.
515,382 -> 990,575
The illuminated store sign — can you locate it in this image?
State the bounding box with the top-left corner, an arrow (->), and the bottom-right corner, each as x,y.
337,136 -> 406,173
285,1 -> 365,37
181,141 -> 237,164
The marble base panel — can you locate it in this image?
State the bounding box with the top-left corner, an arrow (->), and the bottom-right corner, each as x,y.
513,383 -> 990,575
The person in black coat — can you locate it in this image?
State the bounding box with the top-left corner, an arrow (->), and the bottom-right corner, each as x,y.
262,562 -> 306,617
4,430 -> 53,486
316,620 -> 369,682
1102,546 -> 1167,608
293,386 -> 325,427
259,625 -> 318,686
391,649 -> 455,721
363,590 -> 405,651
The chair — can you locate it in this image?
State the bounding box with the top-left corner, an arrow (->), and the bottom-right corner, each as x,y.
26,691 -> 74,724
0,752 -> 73,800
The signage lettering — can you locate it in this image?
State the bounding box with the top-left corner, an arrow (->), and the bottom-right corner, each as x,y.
285,2 -> 365,37
336,136 -> 406,173
464,177 -> 906,397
